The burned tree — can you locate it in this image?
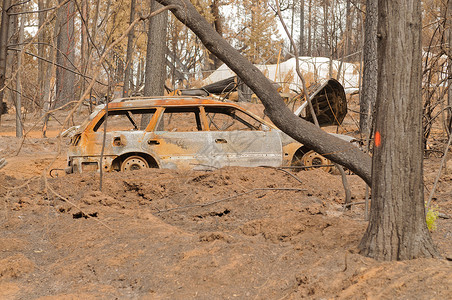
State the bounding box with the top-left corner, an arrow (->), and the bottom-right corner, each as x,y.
358,0 -> 438,260
0,0 -> 11,123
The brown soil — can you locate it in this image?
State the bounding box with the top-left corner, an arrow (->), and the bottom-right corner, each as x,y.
0,103 -> 451,299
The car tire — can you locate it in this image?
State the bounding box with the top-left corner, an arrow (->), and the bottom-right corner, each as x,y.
301,150 -> 332,173
120,156 -> 149,171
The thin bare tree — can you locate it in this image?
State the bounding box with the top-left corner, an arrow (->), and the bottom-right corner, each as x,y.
123,0 -> 136,97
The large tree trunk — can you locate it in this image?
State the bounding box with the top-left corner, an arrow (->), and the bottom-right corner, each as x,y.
123,0 -> 136,97
154,0 -> 372,185
141,0 -> 168,128
37,0 -> 47,111
0,0 -> 11,124
6,3 -> 17,112
55,0 -> 76,107
144,0 -> 168,97
359,0 -> 438,260
359,0 -> 378,137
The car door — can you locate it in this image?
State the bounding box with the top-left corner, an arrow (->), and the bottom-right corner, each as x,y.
203,106 -> 283,168
143,106 -> 215,170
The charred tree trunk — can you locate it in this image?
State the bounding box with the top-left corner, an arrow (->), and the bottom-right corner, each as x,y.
359,0 -> 377,137
359,0 -> 438,260
154,0 -> 372,185
55,0 -> 76,107
0,0 -> 11,123
123,0 -> 136,97
37,0 -> 47,110
299,0 -> 304,56
6,1 -> 16,108
144,0 -> 168,97
141,0 -> 168,128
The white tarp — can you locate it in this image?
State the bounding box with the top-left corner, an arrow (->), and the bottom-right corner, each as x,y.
203,56 -> 361,94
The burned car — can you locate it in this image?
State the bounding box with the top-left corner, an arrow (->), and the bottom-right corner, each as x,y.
65,96 -> 355,174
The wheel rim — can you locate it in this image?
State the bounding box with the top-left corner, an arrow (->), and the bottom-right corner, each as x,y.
301,150 -> 332,173
121,156 -> 149,171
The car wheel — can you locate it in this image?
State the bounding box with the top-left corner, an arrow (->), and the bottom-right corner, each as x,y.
120,156 -> 149,171
301,150 -> 332,173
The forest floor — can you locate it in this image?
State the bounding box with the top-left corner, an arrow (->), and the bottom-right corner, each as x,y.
0,98 -> 451,299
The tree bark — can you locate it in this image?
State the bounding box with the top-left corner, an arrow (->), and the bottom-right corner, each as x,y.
55,0 -> 76,107
345,0 -> 351,58
359,0 -> 378,137
141,0 -> 168,128
79,0 -> 89,105
15,14 -> 24,138
37,0 -> 47,110
0,0 -> 11,123
323,0 -> 329,58
299,0 -> 304,56
359,0 -> 438,260
154,0 -> 372,185
123,0 -> 136,97
144,0 -> 168,97
41,11 -> 59,137
6,3 -> 17,112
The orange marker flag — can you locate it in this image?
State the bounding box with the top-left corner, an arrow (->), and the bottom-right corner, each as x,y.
375,131 -> 381,147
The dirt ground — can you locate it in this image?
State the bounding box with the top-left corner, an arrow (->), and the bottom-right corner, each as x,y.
0,101 -> 451,299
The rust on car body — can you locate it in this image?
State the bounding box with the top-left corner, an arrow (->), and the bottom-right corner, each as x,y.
65,96 -> 355,174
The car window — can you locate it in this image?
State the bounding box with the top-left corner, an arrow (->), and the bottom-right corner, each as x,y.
155,107 -> 203,132
204,106 -> 264,131
93,109 -> 156,132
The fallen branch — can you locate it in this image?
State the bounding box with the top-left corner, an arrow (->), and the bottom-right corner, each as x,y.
276,168 -> 303,185
261,166 -> 303,185
342,201 -> 366,210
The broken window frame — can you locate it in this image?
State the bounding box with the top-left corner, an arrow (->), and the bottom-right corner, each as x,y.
92,108 -> 158,132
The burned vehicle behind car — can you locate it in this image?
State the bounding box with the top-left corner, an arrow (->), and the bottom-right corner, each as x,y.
65,96 -> 355,174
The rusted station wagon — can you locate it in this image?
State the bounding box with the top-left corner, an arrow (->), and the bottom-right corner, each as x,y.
65,96 -> 355,174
